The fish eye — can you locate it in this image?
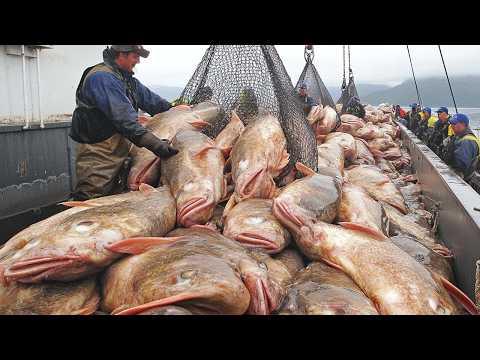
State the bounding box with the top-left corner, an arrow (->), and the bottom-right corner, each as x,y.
180,270 -> 197,279
75,221 -> 97,233
259,262 -> 268,271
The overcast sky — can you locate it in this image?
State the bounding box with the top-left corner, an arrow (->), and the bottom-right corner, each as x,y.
133,45 -> 480,89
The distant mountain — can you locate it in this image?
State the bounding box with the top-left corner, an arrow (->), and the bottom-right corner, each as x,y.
363,76 -> 480,107
149,85 -> 184,102
327,84 -> 392,102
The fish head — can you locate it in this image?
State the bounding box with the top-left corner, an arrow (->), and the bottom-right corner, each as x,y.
176,179 -> 217,227
127,148 -> 160,191
273,175 -> 341,235
235,166 -> 276,201
2,212 -> 127,284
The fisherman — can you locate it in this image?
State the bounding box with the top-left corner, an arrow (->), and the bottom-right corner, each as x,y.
443,114 -> 480,183
407,103 -> 421,133
298,82 -> 318,116
419,107 -> 437,142
428,106 -> 453,156
343,95 -> 366,119
70,45 -> 184,201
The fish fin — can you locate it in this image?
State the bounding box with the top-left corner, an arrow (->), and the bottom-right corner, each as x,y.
188,119 -> 209,130
105,236 -> 186,255
139,183 -> 157,194
113,292 -> 205,315
276,148 -> 290,172
321,258 -> 345,272
338,222 -> 388,240
222,195 -> 237,220
436,274 -> 478,315
60,201 -> 97,208
193,144 -> 218,157
295,162 -> 316,177
71,293 -> 100,315
191,224 -> 219,232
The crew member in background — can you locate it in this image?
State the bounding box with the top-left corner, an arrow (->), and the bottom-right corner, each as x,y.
415,108 -> 428,139
298,82 -> 318,116
70,45 -> 184,201
428,106 -> 452,156
407,103 -> 421,133
421,107 -> 438,143
444,114 -> 480,185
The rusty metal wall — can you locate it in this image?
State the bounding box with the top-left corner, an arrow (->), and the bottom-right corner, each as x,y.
399,124 -> 480,300
0,122 -> 76,220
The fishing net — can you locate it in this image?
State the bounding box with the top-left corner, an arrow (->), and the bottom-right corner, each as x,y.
337,75 -> 364,117
178,45 -> 318,177
295,58 -> 335,109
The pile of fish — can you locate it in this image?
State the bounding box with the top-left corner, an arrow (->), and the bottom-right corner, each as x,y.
1,101 -> 478,315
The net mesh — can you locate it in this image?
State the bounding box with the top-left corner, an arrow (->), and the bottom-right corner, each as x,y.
295,58 -> 335,109
178,45 -> 318,176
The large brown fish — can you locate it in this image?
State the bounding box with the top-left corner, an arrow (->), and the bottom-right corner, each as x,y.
223,199 -> 291,254
338,183 -> 384,233
214,111 -> 245,157
229,114 -> 289,208
1,185 -> 176,284
312,106 -> 338,138
278,261 -> 379,315
0,276 -> 99,315
353,138 -> 375,165
295,221 -> 477,314
137,306 -> 193,315
317,142 -> 345,179
345,165 -> 407,214
324,132 -> 357,161
191,101 -> 222,124
336,114 -> 364,136
103,227 -> 284,315
272,163 -> 342,238
127,106 -> 210,190
306,105 -> 325,126
161,130 -> 226,227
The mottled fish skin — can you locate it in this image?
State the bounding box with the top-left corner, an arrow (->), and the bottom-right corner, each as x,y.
338,183 -> 384,233
345,165 -> 407,214
2,186 -> 176,284
215,111 -> 245,154
324,132 -> 357,161
0,276 -> 99,315
223,199 -> 291,254
230,114 -> 289,204
101,245 -> 251,315
317,142 -> 345,179
272,171 -> 342,239
278,261 -> 379,315
161,130 -> 226,227
296,222 -> 459,315
352,138 -> 375,165
128,105 -> 210,190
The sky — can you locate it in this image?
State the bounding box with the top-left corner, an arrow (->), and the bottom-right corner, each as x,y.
133,45 -> 480,89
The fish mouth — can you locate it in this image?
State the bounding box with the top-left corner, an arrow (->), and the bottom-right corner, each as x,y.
272,199 -> 303,234
128,158 -> 160,191
177,197 -> 214,227
238,168 -> 275,200
3,255 -> 82,284
243,274 -> 280,315
235,232 -> 280,253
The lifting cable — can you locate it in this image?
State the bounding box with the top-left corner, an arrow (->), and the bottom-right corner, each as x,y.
406,45 -> 423,107
348,45 -> 353,79
437,45 -> 458,114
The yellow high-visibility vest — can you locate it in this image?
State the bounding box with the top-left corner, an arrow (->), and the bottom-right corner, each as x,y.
427,116 -> 438,128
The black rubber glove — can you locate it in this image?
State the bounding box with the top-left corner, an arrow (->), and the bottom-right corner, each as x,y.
137,132 -> 179,159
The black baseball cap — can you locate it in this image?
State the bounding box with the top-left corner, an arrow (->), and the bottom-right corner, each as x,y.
111,45 -> 150,58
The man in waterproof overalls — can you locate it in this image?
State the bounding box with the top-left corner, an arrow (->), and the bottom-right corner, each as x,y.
297,82 -> 318,116
407,103 -> 421,133
444,114 -> 480,191
70,45 -> 182,201
428,106 -> 453,156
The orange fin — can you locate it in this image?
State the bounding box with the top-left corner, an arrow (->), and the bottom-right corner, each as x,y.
222,195 -> 237,220
71,293 -> 100,315
295,162 -> 316,177
321,258 -> 345,272
105,236 -> 186,255
338,222 -> 388,240
189,119 -> 209,130
230,110 -> 242,124
139,183 -> 157,194
437,275 -> 478,315
113,292 -> 205,315
60,201 -> 97,208
194,144 -> 218,158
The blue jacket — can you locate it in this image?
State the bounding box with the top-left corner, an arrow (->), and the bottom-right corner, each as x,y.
452,130 -> 480,174
81,67 -> 171,143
